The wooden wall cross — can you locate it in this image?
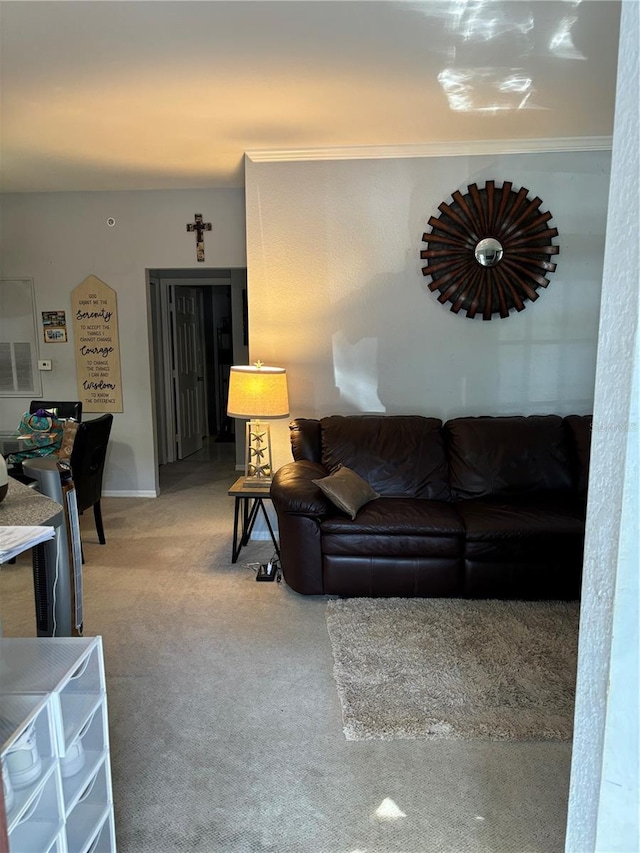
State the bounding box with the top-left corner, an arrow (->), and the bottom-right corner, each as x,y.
186,213 -> 212,262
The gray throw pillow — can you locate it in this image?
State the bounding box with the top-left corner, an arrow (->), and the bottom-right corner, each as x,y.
312,465 -> 379,519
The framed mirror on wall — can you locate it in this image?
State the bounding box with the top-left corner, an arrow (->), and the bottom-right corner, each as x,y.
421,180 -> 559,320
0,278 -> 43,396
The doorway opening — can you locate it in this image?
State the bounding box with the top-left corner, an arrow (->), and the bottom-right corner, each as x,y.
148,268 -> 248,472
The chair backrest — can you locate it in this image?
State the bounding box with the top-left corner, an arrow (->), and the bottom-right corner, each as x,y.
29,400 -> 83,421
70,414 -> 113,513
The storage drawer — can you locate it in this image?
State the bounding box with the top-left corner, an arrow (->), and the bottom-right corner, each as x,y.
8,765 -> 64,853
0,638 -> 105,754
65,760 -> 112,853
62,699 -> 110,816
56,643 -> 105,754
2,696 -> 58,836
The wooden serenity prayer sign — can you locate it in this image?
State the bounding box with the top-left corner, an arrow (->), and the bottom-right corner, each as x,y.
71,275 -> 123,412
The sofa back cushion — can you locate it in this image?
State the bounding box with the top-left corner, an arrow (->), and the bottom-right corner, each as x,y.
564,414 -> 593,495
319,415 -> 450,500
446,415 -> 573,499
290,418 -> 322,463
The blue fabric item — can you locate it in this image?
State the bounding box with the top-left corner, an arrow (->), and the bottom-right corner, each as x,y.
7,411 -> 64,465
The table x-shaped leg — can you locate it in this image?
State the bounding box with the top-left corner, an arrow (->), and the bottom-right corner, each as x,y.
231,496 -> 280,564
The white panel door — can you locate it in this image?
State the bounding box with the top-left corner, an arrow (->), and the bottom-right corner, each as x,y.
171,286 -> 204,459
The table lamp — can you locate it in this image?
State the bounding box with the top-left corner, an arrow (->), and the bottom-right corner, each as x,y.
227,362 -> 289,483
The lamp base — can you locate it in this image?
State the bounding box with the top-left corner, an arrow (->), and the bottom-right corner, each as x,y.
245,420 -> 273,481
242,475 -> 272,487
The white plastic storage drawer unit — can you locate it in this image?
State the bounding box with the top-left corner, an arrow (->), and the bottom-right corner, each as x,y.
0,637 -> 115,852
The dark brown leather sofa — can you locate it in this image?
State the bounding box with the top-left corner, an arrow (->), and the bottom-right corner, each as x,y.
270,414 -> 592,599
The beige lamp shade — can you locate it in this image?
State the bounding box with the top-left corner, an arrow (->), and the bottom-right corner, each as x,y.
227,365 -> 289,419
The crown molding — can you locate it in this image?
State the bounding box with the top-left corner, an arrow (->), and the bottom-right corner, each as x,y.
246,137 -> 613,165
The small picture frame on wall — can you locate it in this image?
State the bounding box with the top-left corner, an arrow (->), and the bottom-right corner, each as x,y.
42,310 -> 68,343
44,327 -> 67,343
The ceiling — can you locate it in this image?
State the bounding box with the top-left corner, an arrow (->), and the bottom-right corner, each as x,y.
0,0 -> 621,193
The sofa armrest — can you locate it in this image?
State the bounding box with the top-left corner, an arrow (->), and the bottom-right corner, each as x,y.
270,460 -> 332,517
270,460 -> 330,595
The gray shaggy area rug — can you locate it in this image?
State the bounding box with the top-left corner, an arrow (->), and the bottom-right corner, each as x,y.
325,598 -> 580,742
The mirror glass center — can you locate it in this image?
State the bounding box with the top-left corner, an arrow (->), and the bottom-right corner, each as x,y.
475,237 -> 504,267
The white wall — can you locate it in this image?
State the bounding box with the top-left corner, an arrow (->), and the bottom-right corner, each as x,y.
0,156 -> 611,493
245,150 -> 611,468
0,188 -> 246,495
566,1 -> 639,848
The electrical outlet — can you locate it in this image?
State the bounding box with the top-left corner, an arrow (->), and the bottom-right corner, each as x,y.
37,360 -> 52,371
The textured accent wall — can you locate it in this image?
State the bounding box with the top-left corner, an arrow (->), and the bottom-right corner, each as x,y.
566,1 -> 639,847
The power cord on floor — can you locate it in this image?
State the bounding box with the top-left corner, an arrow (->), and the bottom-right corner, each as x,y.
244,553 -> 281,583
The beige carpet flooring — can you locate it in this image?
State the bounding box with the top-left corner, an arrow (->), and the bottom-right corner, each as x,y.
0,441 -> 573,852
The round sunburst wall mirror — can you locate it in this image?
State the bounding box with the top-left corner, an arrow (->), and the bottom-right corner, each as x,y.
420,180 -> 559,320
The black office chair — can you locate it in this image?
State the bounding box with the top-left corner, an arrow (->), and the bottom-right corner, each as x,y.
70,414 -> 113,544
29,400 -> 83,421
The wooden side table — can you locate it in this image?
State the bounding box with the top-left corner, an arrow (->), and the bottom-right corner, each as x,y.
227,476 -> 280,564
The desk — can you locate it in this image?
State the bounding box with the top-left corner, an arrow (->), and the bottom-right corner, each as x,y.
228,476 -> 279,564
0,476 -> 67,636
0,475 -> 62,534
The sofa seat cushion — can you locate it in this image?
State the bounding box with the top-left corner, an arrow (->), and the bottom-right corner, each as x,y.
322,497 -> 464,535
456,494 -> 585,562
457,494 -> 585,538
321,498 -> 464,558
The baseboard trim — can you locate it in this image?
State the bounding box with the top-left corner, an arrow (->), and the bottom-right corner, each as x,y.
102,490 -> 158,498
250,531 -> 278,541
